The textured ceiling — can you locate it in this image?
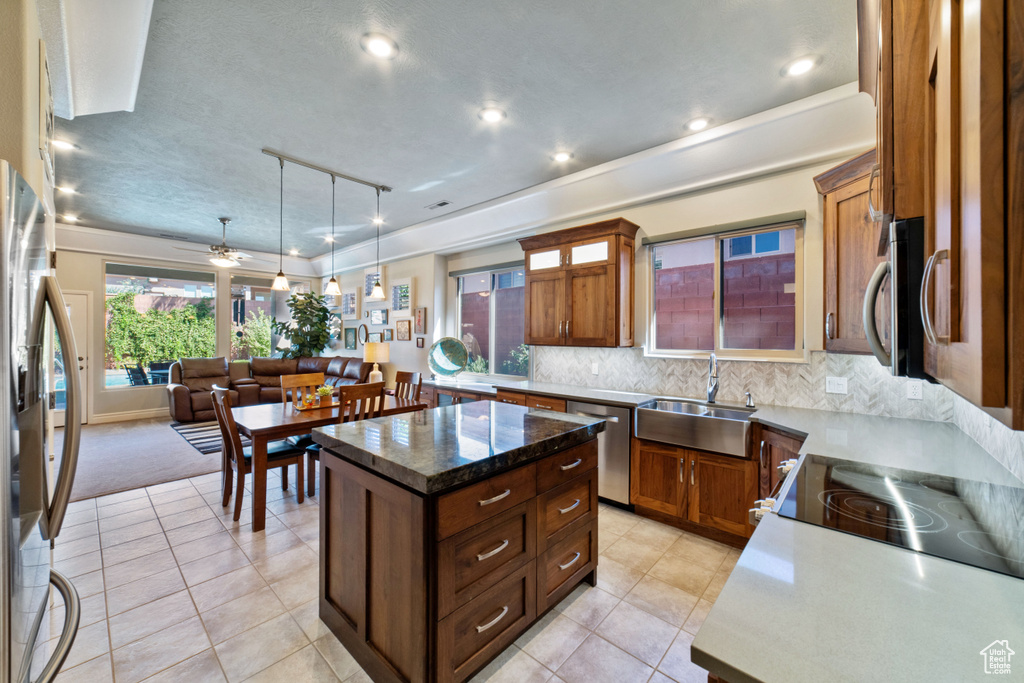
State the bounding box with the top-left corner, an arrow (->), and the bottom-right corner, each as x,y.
53,0 -> 858,258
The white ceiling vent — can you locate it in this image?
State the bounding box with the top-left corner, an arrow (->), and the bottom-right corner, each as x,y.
426,200 -> 452,210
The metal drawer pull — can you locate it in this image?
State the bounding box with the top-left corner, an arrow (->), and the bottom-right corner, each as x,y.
476,606 -> 509,633
476,539 -> 510,561
558,498 -> 581,515
759,440 -> 766,469
690,459 -> 695,486
535,404 -> 553,410
478,489 -> 511,506
559,552 -> 581,570
559,458 -> 582,471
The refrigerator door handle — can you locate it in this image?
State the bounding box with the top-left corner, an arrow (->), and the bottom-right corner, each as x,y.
35,569 -> 81,683
38,276 -> 82,540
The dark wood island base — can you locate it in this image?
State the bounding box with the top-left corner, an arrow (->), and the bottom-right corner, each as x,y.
317,433 -> 600,683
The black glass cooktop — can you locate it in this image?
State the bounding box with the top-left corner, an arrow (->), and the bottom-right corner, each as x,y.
778,454 -> 1024,580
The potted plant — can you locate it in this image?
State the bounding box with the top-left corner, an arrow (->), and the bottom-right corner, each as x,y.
272,292 -> 331,358
316,385 -> 333,405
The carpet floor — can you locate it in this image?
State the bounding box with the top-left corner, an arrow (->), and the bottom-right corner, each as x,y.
55,418 -> 222,502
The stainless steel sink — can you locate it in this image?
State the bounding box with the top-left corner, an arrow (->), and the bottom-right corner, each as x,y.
635,398 -> 754,457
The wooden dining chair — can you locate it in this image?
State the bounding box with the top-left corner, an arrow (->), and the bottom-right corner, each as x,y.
212,386 -> 304,521
393,371 -> 422,401
305,381 -> 386,497
280,372 -> 326,407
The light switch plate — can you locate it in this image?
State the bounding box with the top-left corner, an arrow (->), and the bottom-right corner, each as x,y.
825,376 -> 848,394
591,362 -> 599,375
906,380 -> 923,400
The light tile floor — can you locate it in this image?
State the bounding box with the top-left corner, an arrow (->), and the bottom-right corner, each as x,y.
51,467 -> 739,683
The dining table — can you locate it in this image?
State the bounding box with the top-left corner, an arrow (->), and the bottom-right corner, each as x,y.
231,395 -> 428,531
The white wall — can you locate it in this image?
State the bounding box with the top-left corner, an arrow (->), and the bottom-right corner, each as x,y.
322,253 -> 447,386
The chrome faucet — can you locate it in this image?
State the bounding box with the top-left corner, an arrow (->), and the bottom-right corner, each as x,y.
707,352 -> 719,404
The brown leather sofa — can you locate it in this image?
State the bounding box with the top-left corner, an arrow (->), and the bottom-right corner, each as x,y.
168,355 -> 373,422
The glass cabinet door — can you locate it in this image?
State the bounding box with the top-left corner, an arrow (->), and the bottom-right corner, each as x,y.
527,248 -> 562,272
569,238 -> 612,267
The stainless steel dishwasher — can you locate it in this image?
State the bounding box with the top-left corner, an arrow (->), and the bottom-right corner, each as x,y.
565,401 -> 631,506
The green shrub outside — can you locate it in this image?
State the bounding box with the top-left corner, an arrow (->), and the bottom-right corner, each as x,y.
104,291 -> 215,368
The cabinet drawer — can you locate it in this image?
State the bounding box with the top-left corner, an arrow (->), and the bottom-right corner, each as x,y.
495,390 -> 527,406
538,519 -> 597,613
536,440 -> 598,493
437,560 -> 537,683
437,464 -> 537,540
526,395 -> 566,412
437,501 -> 536,618
537,469 -> 597,551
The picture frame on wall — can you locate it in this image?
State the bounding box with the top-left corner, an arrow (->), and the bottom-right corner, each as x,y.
396,319 -> 411,341
357,324 -> 369,344
416,337 -> 425,348
383,329 -> 394,342
369,308 -> 388,326
340,289 -> 359,321
414,306 -> 427,334
390,277 -> 412,313
364,266 -> 386,299
368,332 -> 383,343
344,328 -> 357,350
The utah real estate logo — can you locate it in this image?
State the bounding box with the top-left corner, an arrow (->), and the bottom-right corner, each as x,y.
980,640 -> 1014,675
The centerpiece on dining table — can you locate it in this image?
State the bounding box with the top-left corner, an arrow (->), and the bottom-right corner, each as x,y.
295,385 -> 338,411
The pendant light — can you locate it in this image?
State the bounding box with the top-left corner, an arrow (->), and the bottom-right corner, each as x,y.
367,187 -> 386,300
271,157 -> 290,291
324,175 -> 342,296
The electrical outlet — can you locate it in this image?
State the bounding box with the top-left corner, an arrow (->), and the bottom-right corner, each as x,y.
591,362 -> 599,375
906,380 -> 923,400
825,376 -> 848,395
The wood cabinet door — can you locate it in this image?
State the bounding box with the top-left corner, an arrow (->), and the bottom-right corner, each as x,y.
565,264 -> 616,347
757,427 -> 805,499
525,246 -> 564,274
567,236 -> 615,269
823,175 -> 889,354
923,0 -> 1005,407
630,440 -> 686,518
524,270 -> 565,346
691,452 -> 758,538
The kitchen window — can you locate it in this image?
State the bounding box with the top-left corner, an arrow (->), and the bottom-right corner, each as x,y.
649,224 -> 803,359
456,267 -> 529,377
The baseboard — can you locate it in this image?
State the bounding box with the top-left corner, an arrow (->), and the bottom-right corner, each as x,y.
89,408 -> 170,424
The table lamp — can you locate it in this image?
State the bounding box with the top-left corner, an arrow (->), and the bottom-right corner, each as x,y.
363,342 -> 389,383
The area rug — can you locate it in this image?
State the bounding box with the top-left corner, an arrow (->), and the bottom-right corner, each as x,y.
55,418 -> 225,501
171,420 -> 248,454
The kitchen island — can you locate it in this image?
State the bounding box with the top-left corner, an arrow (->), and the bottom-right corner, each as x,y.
312,401 -> 605,683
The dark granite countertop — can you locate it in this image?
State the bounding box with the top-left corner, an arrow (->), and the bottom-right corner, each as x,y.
312,402 -> 605,495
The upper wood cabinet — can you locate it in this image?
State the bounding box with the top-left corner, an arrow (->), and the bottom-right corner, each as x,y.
519,218 -> 639,348
815,150 -> 890,354
860,0 -> 929,221
921,0 -> 1006,412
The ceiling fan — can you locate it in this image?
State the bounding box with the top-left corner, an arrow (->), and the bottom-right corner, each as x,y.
174,217 -> 272,267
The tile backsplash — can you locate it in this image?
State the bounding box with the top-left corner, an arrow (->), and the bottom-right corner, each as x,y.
533,347 -> 1024,482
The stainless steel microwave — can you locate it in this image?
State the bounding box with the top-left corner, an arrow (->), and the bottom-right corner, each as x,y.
863,217 -> 931,379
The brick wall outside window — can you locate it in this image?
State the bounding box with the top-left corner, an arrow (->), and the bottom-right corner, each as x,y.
654,254 -> 795,351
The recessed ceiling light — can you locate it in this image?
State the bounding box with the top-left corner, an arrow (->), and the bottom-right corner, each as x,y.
360,33 -> 398,59
372,216 -> 384,226
62,215 -> 78,222
687,118 -> 710,131
324,236 -> 334,243
52,140 -> 79,151
784,57 -> 816,77
288,248 -> 299,256
478,107 -> 506,123
56,186 -> 76,194
552,151 -> 573,163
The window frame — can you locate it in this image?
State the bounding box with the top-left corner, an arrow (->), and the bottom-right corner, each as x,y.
454,265 -> 530,380
645,223 -> 805,362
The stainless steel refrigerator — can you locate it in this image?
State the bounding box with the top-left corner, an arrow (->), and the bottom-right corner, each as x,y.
1,161 -> 83,683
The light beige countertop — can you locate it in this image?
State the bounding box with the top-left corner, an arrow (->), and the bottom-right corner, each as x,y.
692,405 -> 1024,683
